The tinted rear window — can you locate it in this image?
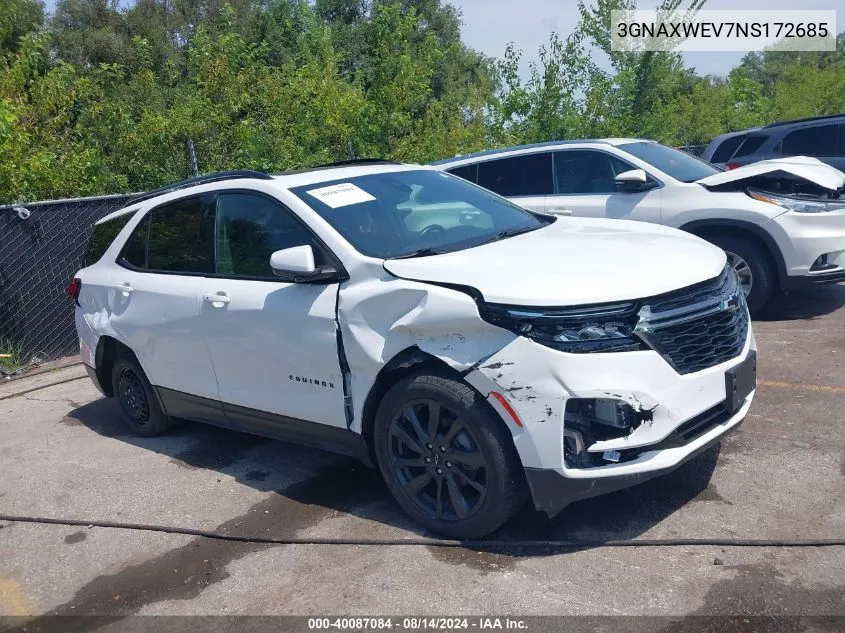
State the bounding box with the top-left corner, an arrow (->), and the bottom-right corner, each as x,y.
732,135 -> 768,159
710,135 -> 746,163
84,212 -> 133,266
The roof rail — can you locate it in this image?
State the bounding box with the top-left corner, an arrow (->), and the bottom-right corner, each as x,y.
310,158 -> 399,168
763,113 -> 845,128
125,170 -> 272,206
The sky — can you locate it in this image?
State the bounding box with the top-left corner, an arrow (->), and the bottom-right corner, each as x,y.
450,0 -> 843,77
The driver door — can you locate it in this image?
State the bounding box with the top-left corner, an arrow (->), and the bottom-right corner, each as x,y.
548,149 -> 662,223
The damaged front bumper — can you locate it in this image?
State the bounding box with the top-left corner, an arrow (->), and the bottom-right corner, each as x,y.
463,322 -> 756,517
524,401 -> 747,514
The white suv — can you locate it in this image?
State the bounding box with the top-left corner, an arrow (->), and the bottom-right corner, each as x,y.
72,161 -> 757,538
433,140 -> 845,313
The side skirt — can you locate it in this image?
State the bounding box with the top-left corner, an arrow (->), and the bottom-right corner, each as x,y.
155,387 -> 373,467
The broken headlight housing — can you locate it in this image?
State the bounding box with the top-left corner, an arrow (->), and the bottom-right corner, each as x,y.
480,302 -> 647,353
748,189 -> 845,213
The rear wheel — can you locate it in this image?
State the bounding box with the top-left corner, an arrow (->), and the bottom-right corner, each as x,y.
373,372 -> 526,538
111,352 -> 172,436
703,234 -> 775,315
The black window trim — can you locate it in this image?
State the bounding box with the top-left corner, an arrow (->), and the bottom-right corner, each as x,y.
550,147 -> 664,196
117,188 -> 348,283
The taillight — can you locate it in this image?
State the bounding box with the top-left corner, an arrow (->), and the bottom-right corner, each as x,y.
725,163 -> 741,170
67,277 -> 81,306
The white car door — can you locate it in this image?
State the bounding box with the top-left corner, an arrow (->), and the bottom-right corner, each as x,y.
199,191 -> 348,429
108,195 -> 220,403
546,149 -> 663,223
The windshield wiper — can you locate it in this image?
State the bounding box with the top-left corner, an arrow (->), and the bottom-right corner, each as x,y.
390,247 -> 449,260
480,225 -> 539,245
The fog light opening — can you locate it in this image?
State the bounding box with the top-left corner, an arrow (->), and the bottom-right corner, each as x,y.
810,253 -> 836,272
563,397 -> 653,468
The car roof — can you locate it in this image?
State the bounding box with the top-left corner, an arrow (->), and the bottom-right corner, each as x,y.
95,162 -> 429,224
272,162 -> 426,187
430,138 -> 653,166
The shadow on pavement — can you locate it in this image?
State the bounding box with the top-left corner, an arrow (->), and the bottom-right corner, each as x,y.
67,397 -> 721,557
756,283 -> 845,322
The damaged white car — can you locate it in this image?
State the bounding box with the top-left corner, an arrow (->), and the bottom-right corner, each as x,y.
434,141 -> 845,313
72,161 -> 757,538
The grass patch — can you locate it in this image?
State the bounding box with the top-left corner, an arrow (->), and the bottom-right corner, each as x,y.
0,339 -> 26,375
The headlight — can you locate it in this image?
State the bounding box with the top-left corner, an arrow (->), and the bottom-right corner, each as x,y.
479,302 -> 647,353
748,189 -> 845,213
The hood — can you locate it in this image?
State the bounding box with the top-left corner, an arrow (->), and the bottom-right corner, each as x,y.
696,156 -> 845,192
383,218 -> 726,306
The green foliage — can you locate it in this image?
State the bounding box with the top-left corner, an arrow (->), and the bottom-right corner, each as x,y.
1,0 -> 845,204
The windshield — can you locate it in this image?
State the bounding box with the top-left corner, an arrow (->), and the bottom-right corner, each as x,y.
619,141 -> 721,183
290,169 -> 548,259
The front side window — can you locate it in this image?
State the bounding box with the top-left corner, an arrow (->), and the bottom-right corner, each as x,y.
147,196 -> 214,274
618,141 -> 720,183
290,169 -> 548,259
214,192 -> 314,278
477,153 -> 554,197
780,125 -> 839,156
554,150 -> 642,194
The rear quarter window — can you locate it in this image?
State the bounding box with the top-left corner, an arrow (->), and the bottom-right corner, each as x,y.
731,135 -> 768,159
83,212 -> 134,267
710,135 -> 746,163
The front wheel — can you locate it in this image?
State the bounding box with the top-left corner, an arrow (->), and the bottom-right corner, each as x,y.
373,372 -> 527,538
704,234 -> 776,315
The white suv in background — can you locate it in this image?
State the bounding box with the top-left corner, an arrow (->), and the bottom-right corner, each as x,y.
72,161 -> 756,538
433,140 -> 845,313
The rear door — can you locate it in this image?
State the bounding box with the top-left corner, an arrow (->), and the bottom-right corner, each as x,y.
108,194 -> 220,403
473,152 -> 553,213
547,149 -> 663,222
199,191 -> 348,428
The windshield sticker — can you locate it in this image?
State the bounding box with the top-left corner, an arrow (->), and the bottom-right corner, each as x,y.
306,183 -> 376,208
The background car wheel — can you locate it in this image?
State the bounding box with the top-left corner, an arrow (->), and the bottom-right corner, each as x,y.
704,234 -> 775,315
110,351 -> 173,437
373,371 -> 527,539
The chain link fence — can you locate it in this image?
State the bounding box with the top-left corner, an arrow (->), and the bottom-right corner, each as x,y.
0,194 -> 134,367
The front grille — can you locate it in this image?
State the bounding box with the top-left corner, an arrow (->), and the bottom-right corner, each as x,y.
637,267 -> 749,374
649,305 -> 749,374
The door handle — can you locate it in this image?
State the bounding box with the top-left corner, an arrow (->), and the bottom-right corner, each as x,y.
549,208 -> 573,216
203,293 -> 231,306
113,283 -> 134,295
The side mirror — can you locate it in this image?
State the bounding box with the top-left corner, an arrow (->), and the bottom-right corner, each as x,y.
615,169 -> 657,192
270,246 -> 339,283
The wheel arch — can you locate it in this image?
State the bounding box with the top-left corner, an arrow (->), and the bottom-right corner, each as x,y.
360,347 -> 457,463
94,335 -> 140,398
680,219 -> 786,281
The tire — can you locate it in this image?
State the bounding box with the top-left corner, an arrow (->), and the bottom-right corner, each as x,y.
110,351 -> 173,437
373,371 -> 527,538
704,234 -> 775,315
